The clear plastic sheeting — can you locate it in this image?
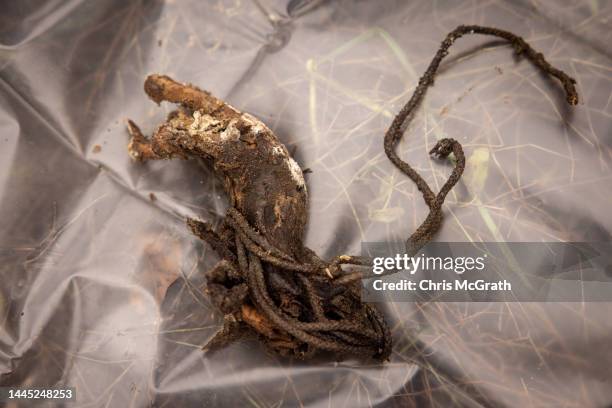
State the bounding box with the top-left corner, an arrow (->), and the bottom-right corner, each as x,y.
1,0 -> 611,406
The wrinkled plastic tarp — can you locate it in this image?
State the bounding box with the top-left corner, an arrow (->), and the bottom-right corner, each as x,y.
1,0 -> 611,406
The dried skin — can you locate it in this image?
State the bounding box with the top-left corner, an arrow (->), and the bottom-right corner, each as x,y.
129,75 -> 308,258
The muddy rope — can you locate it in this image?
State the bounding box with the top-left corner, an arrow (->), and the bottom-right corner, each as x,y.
199,25 -> 578,360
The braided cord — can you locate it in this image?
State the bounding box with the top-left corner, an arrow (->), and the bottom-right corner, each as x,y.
202,25 -> 578,360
